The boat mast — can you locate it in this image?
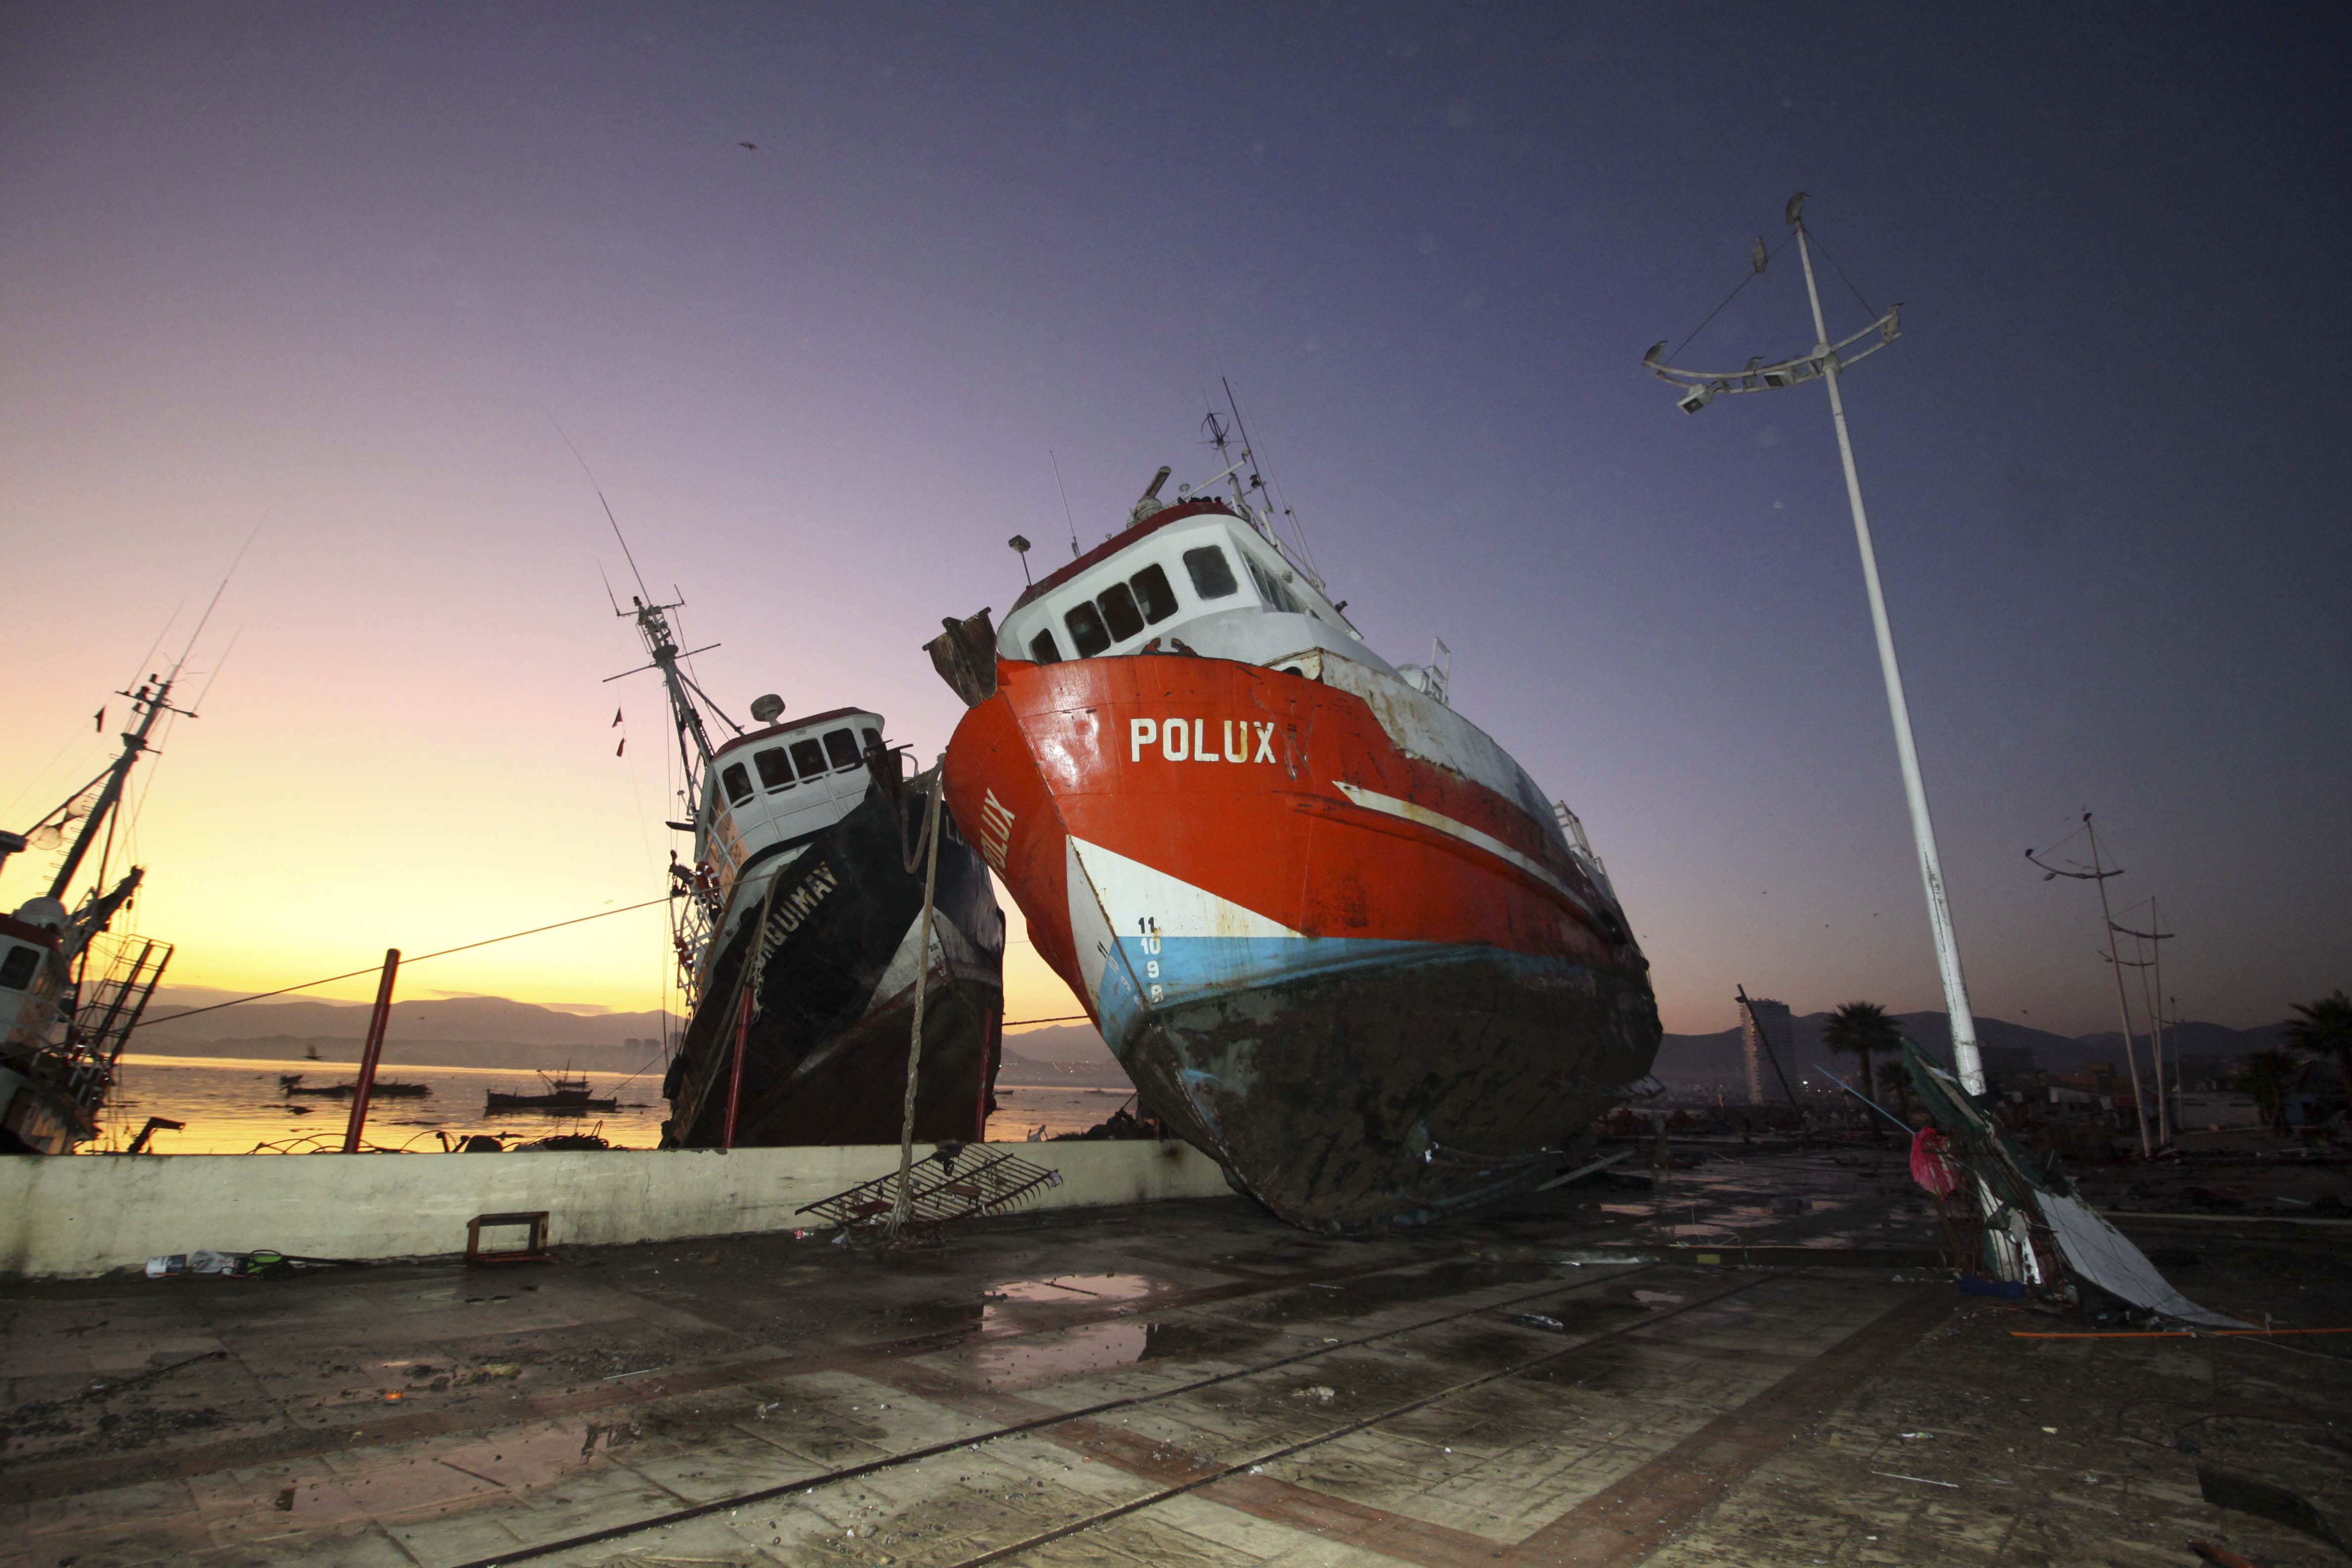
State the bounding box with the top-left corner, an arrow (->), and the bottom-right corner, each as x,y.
48,673 -> 191,903
611,594 -> 738,797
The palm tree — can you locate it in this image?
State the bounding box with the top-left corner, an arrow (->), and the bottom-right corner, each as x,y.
2282,990 -> 2352,1086
2236,1048 -> 2299,1136
1823,1002 -> 1904,1129
1875,1057 -> 1913,1122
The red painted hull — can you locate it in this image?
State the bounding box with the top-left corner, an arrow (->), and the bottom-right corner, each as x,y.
944,654 -> 1660,1231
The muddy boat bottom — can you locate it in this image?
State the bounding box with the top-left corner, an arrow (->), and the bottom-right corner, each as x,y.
6,1149 -> 2346,1568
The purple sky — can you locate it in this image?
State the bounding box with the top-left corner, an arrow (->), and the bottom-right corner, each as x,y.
3,4 -> 2345,1036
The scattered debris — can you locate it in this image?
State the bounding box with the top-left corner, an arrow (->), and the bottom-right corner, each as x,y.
796,1146 -> 1063,1241
1295,1385 -> 1335,1403
1870,1470 -> 1959,1488
2188,1541 -> 2263,1568
2198,1466 -> 2351,1555
1904,1042 -> 2248,1326
142,1249 -> 354,1279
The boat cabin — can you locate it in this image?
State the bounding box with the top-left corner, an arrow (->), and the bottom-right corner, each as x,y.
996,498 -> 1393,679
0,903 -> 66,1050
699,707 -> 884,897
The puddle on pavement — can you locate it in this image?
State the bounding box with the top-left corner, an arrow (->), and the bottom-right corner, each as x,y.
985,1274 -> 1156,1305
957,1275 -> 1162,1388
969,1321 -> 1150,1389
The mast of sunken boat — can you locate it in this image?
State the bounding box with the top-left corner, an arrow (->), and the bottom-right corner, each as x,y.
1,674 -> 183,1153
612,588 -> 1007,1147
926,410 -> 1661,1232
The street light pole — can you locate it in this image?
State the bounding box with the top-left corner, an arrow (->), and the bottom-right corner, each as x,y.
1646,195 -> 1987,1094
1788,217 -> 1987,1096
2029,816 -> 2155,1158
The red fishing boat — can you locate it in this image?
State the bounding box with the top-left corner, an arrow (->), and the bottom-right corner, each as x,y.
927,423 -> 1660,1232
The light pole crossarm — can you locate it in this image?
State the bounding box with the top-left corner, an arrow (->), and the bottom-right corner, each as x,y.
1644,308 -> 1901,394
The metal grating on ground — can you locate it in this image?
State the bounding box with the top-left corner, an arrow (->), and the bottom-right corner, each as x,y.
796,1145 -> 1064,1238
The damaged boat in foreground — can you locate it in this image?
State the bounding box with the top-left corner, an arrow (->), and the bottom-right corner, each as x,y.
927,438 -> 1660,1232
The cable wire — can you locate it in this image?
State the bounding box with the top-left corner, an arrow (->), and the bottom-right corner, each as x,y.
129,897 -> 670,1031
1661,232 -> 1793,367
1804,227 -> 1880,320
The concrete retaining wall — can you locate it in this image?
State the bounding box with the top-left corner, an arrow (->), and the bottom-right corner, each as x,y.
0,1140 -> 1233,1279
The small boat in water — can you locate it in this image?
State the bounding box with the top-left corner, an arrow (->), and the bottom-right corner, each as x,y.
926,427 -> 1661,1232
484,1070 -> 617,1114
279,1074 -> 430,1100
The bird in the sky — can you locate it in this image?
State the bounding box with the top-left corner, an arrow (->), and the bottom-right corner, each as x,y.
738,141 -> 757,151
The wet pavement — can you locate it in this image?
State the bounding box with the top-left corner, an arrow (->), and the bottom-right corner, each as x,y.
4,1149 -> 2347,1568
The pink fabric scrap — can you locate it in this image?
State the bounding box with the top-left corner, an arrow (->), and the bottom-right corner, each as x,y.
1910,1127 -> 1961,1197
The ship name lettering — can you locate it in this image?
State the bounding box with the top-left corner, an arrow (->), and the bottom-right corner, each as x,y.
762,862 -> 839,955
977,789 -> 1016,873
1127,718 -> 1276,765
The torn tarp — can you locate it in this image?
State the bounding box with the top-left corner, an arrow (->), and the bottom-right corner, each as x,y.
1902,1041 -> 2247,1327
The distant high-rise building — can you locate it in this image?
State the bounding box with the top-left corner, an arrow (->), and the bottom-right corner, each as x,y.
1739,995 -> 1794,1106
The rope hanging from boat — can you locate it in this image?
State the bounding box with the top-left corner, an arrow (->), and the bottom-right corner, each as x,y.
716,851 -> 793,1146
886,757 -> 948,1240
896,756 -> 946,875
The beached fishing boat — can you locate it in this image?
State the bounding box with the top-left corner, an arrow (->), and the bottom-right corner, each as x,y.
612,589 -> 1006,1147
1,676 -> 182,1155
926,420 -> 1660,1232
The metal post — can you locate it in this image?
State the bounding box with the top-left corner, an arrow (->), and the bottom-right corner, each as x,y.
2149,904 -> 2171,1144
2082,817 -> 2152,1157
1793,223 -> 1986,1095
342,949 -> 399,1154
885,760 -> 948,1239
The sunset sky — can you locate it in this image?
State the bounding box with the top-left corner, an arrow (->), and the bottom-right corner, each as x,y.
3,5 -> 2345,1040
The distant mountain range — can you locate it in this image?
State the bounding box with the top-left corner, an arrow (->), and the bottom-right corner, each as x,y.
1655,1009 -> 2287,1091
131,988 -> 1131,1081
132,989 -> 2277,1094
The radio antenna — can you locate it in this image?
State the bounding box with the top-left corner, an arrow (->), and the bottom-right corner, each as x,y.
1049,450 -> 1079,558
547,412 -> 652,601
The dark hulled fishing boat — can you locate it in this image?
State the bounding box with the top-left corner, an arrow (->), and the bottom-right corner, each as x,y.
926,429 -> 1660,1233
484,1070 -> 616,1113
615,593 -> 1007,1147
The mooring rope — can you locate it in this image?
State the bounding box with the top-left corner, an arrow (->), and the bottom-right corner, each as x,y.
886,758 -> 947,1239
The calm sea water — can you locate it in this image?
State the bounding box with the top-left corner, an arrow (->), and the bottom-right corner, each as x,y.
100,1055 -> 1138,1154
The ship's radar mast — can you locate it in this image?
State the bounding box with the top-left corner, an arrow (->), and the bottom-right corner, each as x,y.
607,593 -> 740,800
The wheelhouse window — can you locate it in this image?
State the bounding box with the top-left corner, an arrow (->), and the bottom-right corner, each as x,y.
789,737 -> 828,777
754,747 -> 794,790
1130,563 -> 1178,624
860,727 -> 882,755
1244,554 -> 1303,614
1028,629 -> 1062,664
722,763 -> 753,806
1064,600 -> 1111,657
1183,545 -> 1239,599
0,944 -> 38,990
1097,581 -> 1145,643
823,728 -> 861,770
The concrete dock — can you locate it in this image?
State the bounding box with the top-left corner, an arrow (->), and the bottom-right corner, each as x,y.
5,1150 -> 2347,1568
